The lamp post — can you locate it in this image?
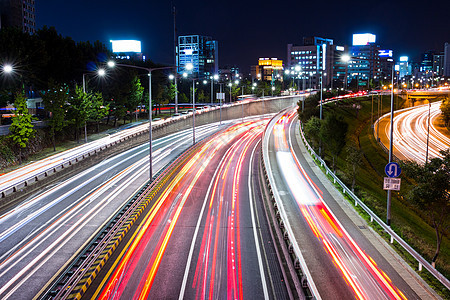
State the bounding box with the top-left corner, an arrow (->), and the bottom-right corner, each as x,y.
107,60 -> 178,180
81,68 -> 106,143
425,100 -> 431,165
211,74 -> 219,105
386,67 -> 395,226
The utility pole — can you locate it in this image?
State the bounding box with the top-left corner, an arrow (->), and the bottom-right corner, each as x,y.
386,68 -> 395,226
173,4 -> 178,113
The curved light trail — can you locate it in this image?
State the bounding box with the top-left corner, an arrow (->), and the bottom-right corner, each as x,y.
378,101 -> 450,163
268,109 -> 407,300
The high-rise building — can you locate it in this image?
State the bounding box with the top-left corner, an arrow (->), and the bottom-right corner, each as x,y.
287,37 -> 335,89
444,43 -> 450,77
433,53 -> 444,76
0,0 -> 36,34
348,33 -> 381,88
177,35 -> 218,78
379,50 -> 395,82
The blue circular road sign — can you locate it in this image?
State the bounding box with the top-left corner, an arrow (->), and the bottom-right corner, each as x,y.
385,162 -> 401,178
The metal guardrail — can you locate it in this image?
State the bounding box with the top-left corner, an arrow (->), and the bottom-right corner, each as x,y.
261,109 -> 320,300
298,118 -> 450,290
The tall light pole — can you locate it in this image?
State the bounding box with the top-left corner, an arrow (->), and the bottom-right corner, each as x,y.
425,100 -> 431,165
386,67 -> 395,226
107,60 -> 177,180
211,74 -> 219,105
82,68 -> 105,143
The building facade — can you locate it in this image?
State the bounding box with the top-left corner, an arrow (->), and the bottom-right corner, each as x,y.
253,58 -> 283,82
347,34 -> 381,88
0,0 -> 35,34
177,35 -> 218,78
287,37 -> 335,89
443,43 -> 450,77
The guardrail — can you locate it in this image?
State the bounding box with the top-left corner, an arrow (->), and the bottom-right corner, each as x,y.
261,109 -> 319,300
298,117 -> 450,290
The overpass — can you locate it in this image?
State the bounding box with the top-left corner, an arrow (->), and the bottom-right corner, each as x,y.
403,89 -> 450,106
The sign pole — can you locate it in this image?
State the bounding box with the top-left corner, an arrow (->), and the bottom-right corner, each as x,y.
386,68 -> 395,226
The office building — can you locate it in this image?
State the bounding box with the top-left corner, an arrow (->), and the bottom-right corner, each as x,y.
177,35 -> 218,78
287,37 -> 335,89
0,0 -> 36,34
443,43 -> 450,77
347,33 -> 381,88
253,58 -> 283,82
379,50 -> 395,82
433,53 -> 444,76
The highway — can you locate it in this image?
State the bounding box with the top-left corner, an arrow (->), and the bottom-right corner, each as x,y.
263,108 -> 430,299
0,121 -> 231,300
88,119 -> 288,299
376,101 -> 450,163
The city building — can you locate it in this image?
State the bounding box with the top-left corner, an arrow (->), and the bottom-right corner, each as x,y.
443,42 -> 450,77
347,33 -> 381,88
220,65 -> 240,81
252,58 -> 283,82
379,50 -> 395,82
287,37 -> 335,89
177,35 -> 218,78
433,53 -> 444,76
0,0 -> 35,34
396,56 -> 412,79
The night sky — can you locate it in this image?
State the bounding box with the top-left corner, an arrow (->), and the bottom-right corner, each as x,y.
37,0 -> 450,73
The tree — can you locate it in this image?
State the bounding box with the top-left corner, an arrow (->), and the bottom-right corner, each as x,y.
89,92 -> 108,133
401,150 -> 450,267
9,93 -> 35,163
67,86 -> 91,143
126,76 -> 144,122
42,82 -> 69,151
345,145 -> 363,192
440,97 -> 450,127
319,113 -> 348,171
304,116 -> 321,151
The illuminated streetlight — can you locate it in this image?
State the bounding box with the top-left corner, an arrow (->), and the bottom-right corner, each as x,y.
106,60 -> 178,179
3,64 -> 13,73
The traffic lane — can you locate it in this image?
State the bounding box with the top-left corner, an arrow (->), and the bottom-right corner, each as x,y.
0,123 -> 225,300
287,114 -> 419,299
92,122 -> 260,299
268,140 -> 355,299
378,102 -> 449,163
176,125 -> 271,300
0,123 -> 222,255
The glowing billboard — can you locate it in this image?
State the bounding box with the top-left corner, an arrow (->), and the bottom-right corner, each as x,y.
352,34 -> 376,46
379,50 -> 393,57
399,56 -> 408,62
110,40 -> 142,53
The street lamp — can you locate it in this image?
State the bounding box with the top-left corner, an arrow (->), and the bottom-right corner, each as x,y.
341,54 -> 351,91
2,64 -> 13,74
83,68 -> 106,94
211,74 -> 219,105
107,60 -> 178,180
183,63 -> 198,144
81,68 -> 106,143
